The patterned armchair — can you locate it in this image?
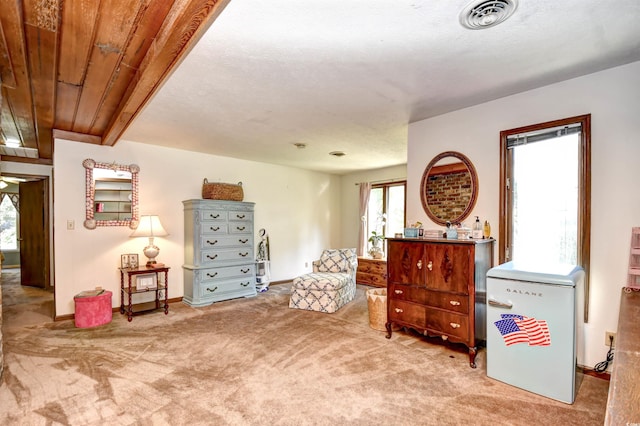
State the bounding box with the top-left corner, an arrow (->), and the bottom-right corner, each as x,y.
289,248 -> 358,313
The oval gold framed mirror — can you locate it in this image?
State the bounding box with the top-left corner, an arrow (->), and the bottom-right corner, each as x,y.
420,151 -> 478,226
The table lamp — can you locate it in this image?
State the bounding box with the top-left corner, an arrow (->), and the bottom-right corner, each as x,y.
130,215 -> 168,267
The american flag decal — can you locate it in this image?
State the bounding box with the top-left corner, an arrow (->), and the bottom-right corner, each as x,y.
494,314 -> 551,346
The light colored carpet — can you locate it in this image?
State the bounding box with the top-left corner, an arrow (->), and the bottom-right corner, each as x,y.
0,271 -> 609,425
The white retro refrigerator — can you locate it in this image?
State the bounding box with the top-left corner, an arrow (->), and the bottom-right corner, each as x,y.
486,261 -> 584,404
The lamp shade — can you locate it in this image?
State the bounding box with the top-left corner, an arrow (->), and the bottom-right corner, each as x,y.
130,215 -> 168,238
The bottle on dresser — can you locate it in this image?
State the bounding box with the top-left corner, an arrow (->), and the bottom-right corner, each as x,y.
472,216 -> 483,239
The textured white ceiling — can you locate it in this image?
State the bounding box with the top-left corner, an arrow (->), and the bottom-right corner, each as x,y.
122,0 -> 640,174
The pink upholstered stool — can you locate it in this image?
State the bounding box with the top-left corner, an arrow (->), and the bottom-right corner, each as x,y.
74,290 -> 113,328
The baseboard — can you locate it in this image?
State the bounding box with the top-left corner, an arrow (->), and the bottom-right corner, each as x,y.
55,313 -> 74,322
55,297 -> 184,322
269,279 -> 292,286
54,283 -> 291,323
581,365 -> 610,381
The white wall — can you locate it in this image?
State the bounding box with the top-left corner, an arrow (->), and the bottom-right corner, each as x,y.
407,60 -> 640,369
53,139 -> 342,316
340,164 -> 407,250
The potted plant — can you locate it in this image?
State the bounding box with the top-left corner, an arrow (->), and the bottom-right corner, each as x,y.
368,231 -> 385,259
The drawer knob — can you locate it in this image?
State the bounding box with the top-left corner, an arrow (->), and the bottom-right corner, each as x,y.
449,300 -> 461,306
441,335 -> 449,341
206,286 -> 218,293
417,260 -> 422,270
239,252 -> 249,257
241,268 -> 250,273
206,254 -> 218,260
394,308 -> 404,313
210,226 -> 220,231
394,289 -> 403,294
237,214 -> 245,219
206,272 -> 218,278
240,281 -> 250,287
237,226 -> 246,231
209,214 -> 220,219
206,239 -> 218,246
239,238 -> 248,244
449,322 -> 461,329
427,260 -> 433,271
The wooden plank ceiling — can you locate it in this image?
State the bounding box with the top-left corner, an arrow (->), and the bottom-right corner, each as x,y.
0,0 -> 229,165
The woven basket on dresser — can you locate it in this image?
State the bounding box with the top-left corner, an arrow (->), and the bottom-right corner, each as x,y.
201,179 -> 243,201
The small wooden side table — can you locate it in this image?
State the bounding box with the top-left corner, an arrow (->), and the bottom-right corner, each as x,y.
119,265 -> 170,321
356,257 -> 387,287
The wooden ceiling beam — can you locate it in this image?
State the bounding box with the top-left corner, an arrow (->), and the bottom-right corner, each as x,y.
22,0 -> 60,160
0,86 -> 22,144
53,129 -> 102,145
57,0 -> 98,86
0,0 -> 37,150
91,0 -> 175,133
0,154 -> 52,165
101,0 -> 231,147
0,17 -> 17,88
1,0 -> 232,163
72,0 -> 145,134
54,0 -> 100,131
54,81 -> 81,131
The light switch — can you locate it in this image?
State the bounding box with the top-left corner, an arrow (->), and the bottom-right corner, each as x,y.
67,220 -> 75,230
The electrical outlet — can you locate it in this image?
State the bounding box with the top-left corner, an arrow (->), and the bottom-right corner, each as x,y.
305,262 -> 309,268
605,331 -> 616,347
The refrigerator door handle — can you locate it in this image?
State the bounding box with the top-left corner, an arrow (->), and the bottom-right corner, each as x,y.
488,298 -> 513,309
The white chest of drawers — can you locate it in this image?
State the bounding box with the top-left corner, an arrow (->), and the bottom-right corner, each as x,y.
183,199 -> 256,306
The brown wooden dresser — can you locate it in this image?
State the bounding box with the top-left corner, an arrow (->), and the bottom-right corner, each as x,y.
356,257 -> 387,287
385,237 -> 494,368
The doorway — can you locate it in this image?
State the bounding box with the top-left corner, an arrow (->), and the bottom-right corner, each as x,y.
0,269 -> 54,326
0,173 -> 54,321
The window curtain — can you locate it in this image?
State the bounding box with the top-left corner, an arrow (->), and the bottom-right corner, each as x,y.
357,182 -> 371,257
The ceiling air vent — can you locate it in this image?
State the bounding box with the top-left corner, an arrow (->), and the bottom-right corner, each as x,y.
459,0 -> 518,30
